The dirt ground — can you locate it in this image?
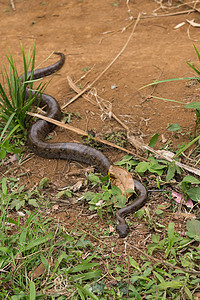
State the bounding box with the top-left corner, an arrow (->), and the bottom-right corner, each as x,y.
0,1 -> 200,248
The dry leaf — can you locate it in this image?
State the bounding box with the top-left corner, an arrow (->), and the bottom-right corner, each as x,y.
186,19 -> 200,27
29,262 -> 46,279
108,165 -> 134,198
171,191 -> 193,208
70,180 -> 83,192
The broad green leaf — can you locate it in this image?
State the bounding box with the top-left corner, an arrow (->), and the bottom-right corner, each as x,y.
4,217 -> 19,226
0,149 -> 6,159
166,161 -> 176,181
168,123 -> 181,132
0,247 -> 10,253
149,133 -> 159,147
153,271 -> 165,283
74,284 -> 99,300
19,228 -> 28,246
165,222 -> 175,258
2,177 -> 7,195
151,234 -> 160,243
71,262 -> 99,273
157,280 -> 183,290
182,175 -> 200,184
23,232 -> 54,252
129,256 -> 141,272
135,161 -> 149,174
185,102 -> 200,110
72,269 -> 102,281
88,173 -> 102,184
186,187 -> 200,201
29,281 -> 36,300
187,219 -> 200,241
28,199 -> 39,207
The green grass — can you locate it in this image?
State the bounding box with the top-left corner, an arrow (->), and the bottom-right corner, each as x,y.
0,43 -> 46,160
0,172 -> 199,299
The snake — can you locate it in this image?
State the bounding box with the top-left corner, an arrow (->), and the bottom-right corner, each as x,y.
26,52 -> 148,238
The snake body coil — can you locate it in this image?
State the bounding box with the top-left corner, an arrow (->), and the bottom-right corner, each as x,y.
26,52 -> 148,238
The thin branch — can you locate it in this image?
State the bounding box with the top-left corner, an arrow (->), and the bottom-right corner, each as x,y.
10,0 -> 16,11
62,13 -> 141,109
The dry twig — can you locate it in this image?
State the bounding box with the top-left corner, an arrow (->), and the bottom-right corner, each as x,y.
10,0 -> 16,11
62,13 -> 141,109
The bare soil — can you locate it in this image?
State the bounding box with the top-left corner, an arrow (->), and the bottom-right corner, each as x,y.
0,1 -> 199,253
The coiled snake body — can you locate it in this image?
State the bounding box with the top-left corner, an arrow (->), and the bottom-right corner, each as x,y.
26,52 -> 148,238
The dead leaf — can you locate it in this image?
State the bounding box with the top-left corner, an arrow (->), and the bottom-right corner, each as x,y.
70,180 -> 83,192
108,165 -> 134,198
4,154 -> 18,165
186,19 -> 200,27
29,258 -> 53,279
29,262 -> 46,279
171,191 -> 193,208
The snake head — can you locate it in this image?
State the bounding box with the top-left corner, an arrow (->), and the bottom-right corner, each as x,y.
116,223 -> 129,238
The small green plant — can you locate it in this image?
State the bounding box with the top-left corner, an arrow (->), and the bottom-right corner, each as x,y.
82,66 -> 91,72
111,1 -> 120,7
179,175 -> 200,203
83,172 -> 127,220
0,43 -> 46,157
104,130 -> 127,148
0,177 -> 42,210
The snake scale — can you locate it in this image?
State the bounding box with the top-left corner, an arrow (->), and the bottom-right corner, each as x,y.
26,52 -> 148,238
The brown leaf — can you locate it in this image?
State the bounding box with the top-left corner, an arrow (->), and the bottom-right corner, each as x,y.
108,165 -> 134,199
29,262 -> 46,279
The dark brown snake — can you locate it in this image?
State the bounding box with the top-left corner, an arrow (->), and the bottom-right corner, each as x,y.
26,52 -> 148,238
